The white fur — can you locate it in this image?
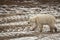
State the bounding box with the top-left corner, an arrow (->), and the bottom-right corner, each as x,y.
29,14 -> 57,32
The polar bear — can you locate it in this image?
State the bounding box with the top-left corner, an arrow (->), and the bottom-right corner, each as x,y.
28,14 -> 57,32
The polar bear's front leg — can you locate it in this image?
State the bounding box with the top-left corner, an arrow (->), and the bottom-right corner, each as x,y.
39,24 -> 43,32
30,22 -> 38,31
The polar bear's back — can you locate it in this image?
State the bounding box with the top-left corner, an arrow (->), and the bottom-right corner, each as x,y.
32,14 -> 56,24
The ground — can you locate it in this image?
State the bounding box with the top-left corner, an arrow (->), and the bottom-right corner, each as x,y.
0,2 -> 60,40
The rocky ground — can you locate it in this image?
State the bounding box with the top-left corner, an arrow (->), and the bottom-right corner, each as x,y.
0,2 -> 60,40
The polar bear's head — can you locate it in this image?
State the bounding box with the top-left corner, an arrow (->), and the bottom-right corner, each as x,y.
28,17 -> 35,25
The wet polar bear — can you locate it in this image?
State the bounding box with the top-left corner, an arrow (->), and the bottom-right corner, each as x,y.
28,14 -> 57,32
